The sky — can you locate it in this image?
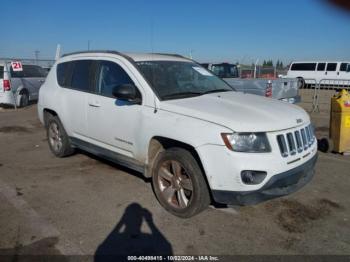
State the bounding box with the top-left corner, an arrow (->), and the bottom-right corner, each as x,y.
1,0 -> 350,64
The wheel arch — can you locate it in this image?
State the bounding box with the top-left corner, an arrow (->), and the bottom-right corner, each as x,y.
145,136 -> 213,199
43,108 -> 58,127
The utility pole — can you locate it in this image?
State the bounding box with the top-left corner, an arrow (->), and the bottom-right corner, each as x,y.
34,50 -> 40,65
189,49 -> 194,59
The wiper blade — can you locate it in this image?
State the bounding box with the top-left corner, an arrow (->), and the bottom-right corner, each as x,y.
162,92 -> 202,99
201,89 -> 232,95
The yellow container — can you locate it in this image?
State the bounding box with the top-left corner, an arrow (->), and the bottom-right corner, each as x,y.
330,89 -> 350,154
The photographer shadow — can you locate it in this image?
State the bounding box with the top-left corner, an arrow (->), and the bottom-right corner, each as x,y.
94,203 -> 173,261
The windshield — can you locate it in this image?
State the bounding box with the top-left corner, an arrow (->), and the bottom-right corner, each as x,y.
136,61 -> 234,100
211,64 -> 239,78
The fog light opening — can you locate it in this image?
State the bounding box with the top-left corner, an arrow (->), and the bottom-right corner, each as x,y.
241,170 -> 267,185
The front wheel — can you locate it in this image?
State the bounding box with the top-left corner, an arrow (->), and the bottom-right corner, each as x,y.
152,148 -> 210,218
46,115 -> 74,157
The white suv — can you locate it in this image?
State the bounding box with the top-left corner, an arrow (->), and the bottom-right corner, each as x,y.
38,51 -> 317,218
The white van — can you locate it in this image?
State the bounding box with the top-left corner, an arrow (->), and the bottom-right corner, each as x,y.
286,61 -> 350,86
0,62 -> 47,107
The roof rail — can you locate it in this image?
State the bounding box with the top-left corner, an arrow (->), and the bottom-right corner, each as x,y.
149,53 -> 186,59
61,50 -> 125,58
61,50 -> 137,64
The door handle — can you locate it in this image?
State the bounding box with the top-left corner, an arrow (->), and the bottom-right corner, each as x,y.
88,102 -> 101,108
337,72 -> 339,75
325,72 -> 328,75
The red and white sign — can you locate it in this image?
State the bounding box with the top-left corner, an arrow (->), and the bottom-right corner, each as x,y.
11,61 -> 23,72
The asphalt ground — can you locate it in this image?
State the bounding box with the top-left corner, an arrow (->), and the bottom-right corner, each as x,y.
0,93 -> 349,260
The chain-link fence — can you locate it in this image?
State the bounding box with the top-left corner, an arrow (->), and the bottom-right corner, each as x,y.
239,66 -> 288,79
0,58 -> 55,68
299,79 -> 350,113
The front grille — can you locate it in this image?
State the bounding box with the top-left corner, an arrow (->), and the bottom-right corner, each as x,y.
277,124 -> 315,157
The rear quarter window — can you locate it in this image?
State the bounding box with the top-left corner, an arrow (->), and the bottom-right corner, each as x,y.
291,63 -> 316,71
57,62 -> 72,87
0,66 -> 3,78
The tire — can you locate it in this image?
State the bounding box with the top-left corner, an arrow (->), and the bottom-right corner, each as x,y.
152,147 -> 210,218
18,90 -> 29,108
46,114 -> 75,157
318,138 -> 333,153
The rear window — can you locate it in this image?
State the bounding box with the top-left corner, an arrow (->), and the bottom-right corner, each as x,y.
11,65 -> 46,78
340,63 -> 349,72
326,63 -> 337,71
291,63 -> 316,71
0,66 -> 3,78
317,63 -> 326,71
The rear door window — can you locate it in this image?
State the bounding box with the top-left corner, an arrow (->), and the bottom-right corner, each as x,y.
70,60 -> 96,92
326,63 -> 337,71
317,63 -> 326,71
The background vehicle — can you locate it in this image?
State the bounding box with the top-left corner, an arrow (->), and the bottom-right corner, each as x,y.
285,61 -> 350,87
38,51 -> 317,218
0,62 -> 47,107
202,63 -> 301,104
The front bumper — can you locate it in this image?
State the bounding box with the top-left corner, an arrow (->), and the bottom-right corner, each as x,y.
212,153 -> 317,205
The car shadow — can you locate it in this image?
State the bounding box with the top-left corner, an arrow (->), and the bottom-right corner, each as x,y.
94,203 -> 173,261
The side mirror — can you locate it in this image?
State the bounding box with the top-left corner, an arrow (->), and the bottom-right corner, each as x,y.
112,84 -> 141,104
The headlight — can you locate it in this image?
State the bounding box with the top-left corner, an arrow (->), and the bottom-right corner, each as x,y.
221,132 -> 271,152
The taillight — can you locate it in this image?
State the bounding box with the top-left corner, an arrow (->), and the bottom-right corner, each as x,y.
3,80 -> 11,91
265,81 -> 272,97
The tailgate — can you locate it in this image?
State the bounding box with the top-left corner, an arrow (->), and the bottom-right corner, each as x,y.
272,78 -> 299,100
223,78 -> 266,96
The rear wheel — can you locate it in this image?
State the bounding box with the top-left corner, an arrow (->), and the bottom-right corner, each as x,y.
18,90 -> 29,107
46,115 -> 74,157
152,148 -> 210,218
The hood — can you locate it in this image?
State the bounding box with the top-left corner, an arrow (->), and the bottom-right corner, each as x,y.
160,91 -> 309,132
